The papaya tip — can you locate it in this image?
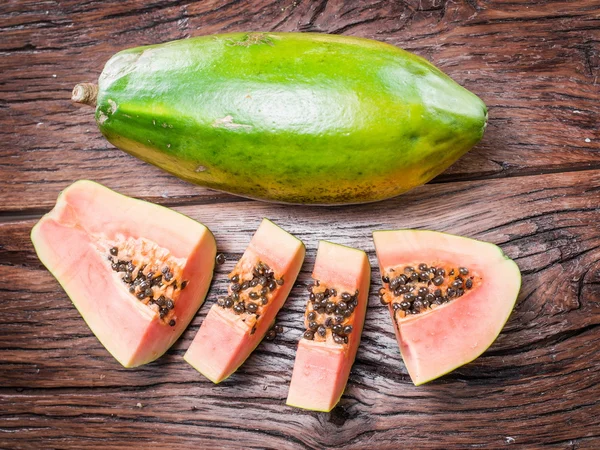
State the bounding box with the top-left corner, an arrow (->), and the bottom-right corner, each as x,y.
72,83 -> 98,107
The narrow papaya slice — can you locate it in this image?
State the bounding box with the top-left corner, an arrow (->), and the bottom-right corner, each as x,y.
184,219 -> 305,383
31,180 -> 216,367
372,229 -> 521,385
286,241 -> 370,412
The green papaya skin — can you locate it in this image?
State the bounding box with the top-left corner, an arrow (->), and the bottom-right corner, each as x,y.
87,32 -> 487,205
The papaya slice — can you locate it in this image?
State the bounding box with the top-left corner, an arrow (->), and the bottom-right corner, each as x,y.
184,219 -> 305,383
372,229 -> 521,385
31,180 -> 216,367
286,241 -> 370,412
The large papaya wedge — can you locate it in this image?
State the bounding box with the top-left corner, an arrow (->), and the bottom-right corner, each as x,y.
73,32 -> 487,205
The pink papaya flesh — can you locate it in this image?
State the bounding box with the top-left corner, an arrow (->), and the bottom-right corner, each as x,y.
373,229 -> 521,385
31,180 -> 216,367
286,241 -> 370,412
184,219 -> 305,383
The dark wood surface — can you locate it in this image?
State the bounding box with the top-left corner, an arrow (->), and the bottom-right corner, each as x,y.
1,0 -> 600,448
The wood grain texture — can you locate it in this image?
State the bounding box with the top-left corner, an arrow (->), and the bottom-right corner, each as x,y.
1,0 -> 600,448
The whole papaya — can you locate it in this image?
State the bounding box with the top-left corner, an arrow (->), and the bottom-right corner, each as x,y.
73,32 -> 487,204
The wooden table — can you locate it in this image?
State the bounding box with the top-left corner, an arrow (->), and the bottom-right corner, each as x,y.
2,1 -> 599,448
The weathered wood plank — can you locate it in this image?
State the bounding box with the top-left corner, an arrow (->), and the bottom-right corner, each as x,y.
1,169 -> 599,447
1,0 -> 599,212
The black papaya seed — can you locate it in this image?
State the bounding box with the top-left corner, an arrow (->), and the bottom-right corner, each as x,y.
265,330 -> 277,341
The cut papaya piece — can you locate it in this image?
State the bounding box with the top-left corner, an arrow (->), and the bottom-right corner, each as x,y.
184,219 -> 305,383
372,229 -> 521,385
31,180 -> 216,367
286,241 -> 370,412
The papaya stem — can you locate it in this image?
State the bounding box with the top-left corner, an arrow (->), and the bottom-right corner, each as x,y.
72,83 -> 98,107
